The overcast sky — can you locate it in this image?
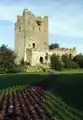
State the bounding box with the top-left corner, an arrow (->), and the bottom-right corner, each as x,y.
0,0 -> 83,54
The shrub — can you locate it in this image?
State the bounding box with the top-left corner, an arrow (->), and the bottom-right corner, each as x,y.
7,65 -> 25,73
73,54 -> 83,68
50,54 -> 63,71
62,55 -> 69,63
65,60 -> 79,69
62,54 -> 79,69
71,61 -> 79,69
20,58 -> 30,69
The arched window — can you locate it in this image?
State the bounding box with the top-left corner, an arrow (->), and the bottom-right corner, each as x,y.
40,57 -> 43,63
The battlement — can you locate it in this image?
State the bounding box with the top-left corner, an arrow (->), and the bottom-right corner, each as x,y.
16,8 -> 48,28
22,8 -> 48,20
48,47 -> 76,57
49,47 -> 76,51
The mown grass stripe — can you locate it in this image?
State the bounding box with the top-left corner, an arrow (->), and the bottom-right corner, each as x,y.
45,92 -> 83,118
43,99 -> 72,120
44,94 -> 82,120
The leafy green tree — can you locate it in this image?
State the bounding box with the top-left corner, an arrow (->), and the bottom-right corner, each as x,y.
49,43 -> 60,50
65,60 -> 79,69
73,54 -> 83,68
62,55 -> 69,63
0,44 -> 16,73
50,54 -> 63,71
62,54 -> 79,69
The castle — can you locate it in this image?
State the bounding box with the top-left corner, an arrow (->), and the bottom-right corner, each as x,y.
15,8 -> 76,66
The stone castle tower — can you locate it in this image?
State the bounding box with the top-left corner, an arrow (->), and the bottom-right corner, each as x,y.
15,8 -> 76,66
15,9 -> 48,63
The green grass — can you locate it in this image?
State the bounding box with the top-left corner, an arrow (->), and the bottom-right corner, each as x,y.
54,69 -> 83,74
42,92 -> 83,120
0,71 -> 83,114
1,85 -> 83,120
0,84 -> 27,99
0,72 -> 48,89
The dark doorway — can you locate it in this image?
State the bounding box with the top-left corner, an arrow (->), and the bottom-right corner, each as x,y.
33,43 -> 35,48
40,57 -> 43,64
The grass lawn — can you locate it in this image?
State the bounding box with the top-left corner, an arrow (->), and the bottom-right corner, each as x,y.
0,72 -> 49,89
54,69 -> 83,74
0,69 -> 83,113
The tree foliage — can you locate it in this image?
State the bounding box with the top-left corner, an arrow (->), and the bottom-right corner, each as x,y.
0,44 -> 16,73
49,43 -> 60,50
73,54 -> 83,68
62,54 -> 79,69
50,54 -> 63,71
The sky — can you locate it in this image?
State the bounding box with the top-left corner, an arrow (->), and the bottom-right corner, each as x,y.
0,0 -> 83,54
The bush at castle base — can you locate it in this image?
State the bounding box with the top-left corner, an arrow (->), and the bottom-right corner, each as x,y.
27,64 -> 55,73
27,65 -> 43,72
50,54 -> 63,71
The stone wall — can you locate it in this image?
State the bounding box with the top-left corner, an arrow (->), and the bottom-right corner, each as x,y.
31,47 -> 76,66
48,47 -> 76,57
14,16 -> 25,63
24,9 -> 48,51
31,51 -> 49,66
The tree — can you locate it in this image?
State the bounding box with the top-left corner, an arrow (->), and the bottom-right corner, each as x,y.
73,54 -> 83,68
50,54 -> 63,71
62,55 -> 69,63
0,44 -> 16,73
49,43 -> 60,50
62,54 -> 79,69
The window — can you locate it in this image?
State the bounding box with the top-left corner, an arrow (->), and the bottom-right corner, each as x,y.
45,56 -> 48,60
19,26 -> 21,32
40,57 -> 43,63
36,20 -> 41,26
33,43 -> 35,48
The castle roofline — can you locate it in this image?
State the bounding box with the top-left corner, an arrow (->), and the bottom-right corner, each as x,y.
22,8 -> 48,20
